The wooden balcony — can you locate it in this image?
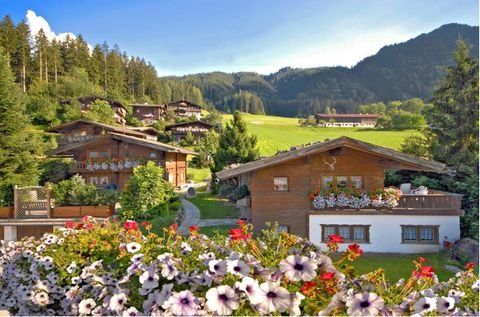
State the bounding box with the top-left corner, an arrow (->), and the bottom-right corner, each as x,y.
397,190 -> 463,210
70,159 -> 166,173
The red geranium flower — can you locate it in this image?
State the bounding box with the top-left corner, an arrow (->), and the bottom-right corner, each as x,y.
417,256 -> 427,263
328,235 -> 344,243
65,221 -> 76,229
236,219 -> 246,225
169,223 -> 178,233
348,243 -> 363,256
228,228 -> 251,240
319,272 -> 336,281
188,225 -> 199,233
415,265 -> 435,278
141,221 -> 151,227
465,262 -> 475,270
123,220 -> 139,231
84,223 -> 94,230
300,281 -> 316,295
81,215 -> 91,223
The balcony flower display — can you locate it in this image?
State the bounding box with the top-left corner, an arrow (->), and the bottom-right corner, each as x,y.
0,219 -> 478,316
310,187 -> 402,210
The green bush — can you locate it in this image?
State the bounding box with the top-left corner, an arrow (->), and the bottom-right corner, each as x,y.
52,174 -> 118,206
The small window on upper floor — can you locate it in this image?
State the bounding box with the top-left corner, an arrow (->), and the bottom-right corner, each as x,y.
88,151 -> 109,159
149,152 -> 157,158
273,177 -> 289,192
321,176 -> 363,190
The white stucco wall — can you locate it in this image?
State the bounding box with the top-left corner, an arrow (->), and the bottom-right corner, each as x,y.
3,226 -> 17,241
309,214 -> 461,253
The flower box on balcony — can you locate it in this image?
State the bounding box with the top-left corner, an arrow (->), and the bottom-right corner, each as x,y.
309,187 -> 401,210
0,207 -> 13,218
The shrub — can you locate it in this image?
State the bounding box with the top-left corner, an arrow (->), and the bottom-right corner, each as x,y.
52,174 -> 118,206
120,162 -> 175,220
0,220 -> 477,315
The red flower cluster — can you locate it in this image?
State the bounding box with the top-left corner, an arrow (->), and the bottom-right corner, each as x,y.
464,262 -> 475,270
168,223 -> 178,235
188,225 -> 199,233
412,257 -> 435,279
301,271 -> 338,296
228,228 -> 251,240
65,221 -> 76,229
123,220 -> 139,231
319,271 -> 336,281
326,235 -> 344,252
344,243 -> 363,261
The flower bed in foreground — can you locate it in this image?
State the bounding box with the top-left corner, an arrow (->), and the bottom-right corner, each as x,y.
0,218 -> 478,316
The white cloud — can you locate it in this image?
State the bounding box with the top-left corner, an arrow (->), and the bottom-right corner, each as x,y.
25,10 -> 92,51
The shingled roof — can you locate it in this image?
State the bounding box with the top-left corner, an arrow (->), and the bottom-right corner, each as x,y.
47,119 -> 148,139
216,136 -> 449,180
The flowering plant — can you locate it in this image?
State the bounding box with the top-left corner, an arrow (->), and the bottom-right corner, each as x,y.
0,218 -> 477,316
310,187 -> 402,210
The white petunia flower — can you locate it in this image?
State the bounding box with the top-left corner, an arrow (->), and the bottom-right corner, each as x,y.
206,285 -> 240,316
472,280 -> 480,290
139,270 -> 159,289
346,292 -> 385,316
208,259 -> 227,276
413,296 -> 437,314
131,253 -> 144,263
161,262 -> 179,280
163,290 -> 199,316
289,292 -> 305,316
110,293 -> 128,312
448,289 -> 465,303
226,259 -> 250,277
437,296 -> 455,314
46,272 -> 59,284
34,291 -> 49,307
126,242 -> 141,253
66,261 -> 78,274
235,276 -> 262,301
78,298 -> 96,315
252,282 -> 291,314
157,252 -> 174,263
279,255 -> 317,281
122,307 -> 139,316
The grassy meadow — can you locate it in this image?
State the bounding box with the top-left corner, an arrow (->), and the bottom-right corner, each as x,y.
222,113 -> 419,156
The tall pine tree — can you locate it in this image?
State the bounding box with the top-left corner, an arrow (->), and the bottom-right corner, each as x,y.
0,48 -> 39,204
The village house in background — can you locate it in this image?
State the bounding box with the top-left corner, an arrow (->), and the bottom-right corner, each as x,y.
316,113 -> 380,127
165,121 -> 213,143
48,120 -> 196,189
63,95 -> 128,124
216,136 -> 463,253
132,100 -> 203,124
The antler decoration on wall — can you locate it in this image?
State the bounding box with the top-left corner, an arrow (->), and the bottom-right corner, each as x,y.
323,156 -> 337,171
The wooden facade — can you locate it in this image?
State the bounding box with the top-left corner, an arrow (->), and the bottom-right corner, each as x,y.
216,137 -> 460,238
131,100 -> 202,124
49,120 -> 196,189
165,121 -> 213,143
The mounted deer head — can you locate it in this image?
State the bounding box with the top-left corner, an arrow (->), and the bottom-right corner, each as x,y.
323,156 -> 337,171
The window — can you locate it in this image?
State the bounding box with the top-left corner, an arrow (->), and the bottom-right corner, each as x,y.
273,177 -> 289,192
321,225 -> 370,243
89,177 -> 99,185
401,225 -> 439,244
149,152 -> 157,158
321,176 -> 363,190
277,225 -> 289,233
88,151 -> 109,159
100,176 -> 109,185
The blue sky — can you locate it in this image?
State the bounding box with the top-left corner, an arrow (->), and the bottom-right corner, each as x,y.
1,0 -> 478,76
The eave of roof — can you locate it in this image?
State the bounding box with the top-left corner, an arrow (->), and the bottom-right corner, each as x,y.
47,119 -> 147,138
216,136 -> 447,180
165,120 -> 213,130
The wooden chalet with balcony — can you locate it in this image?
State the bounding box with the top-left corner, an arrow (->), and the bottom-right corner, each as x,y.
48,120 -> 196,189
165,121 -> 213,143
216,136 -> 463,253
131,100 -> 203,124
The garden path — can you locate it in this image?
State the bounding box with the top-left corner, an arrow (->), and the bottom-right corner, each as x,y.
198,219 -> 238,226
178,197 -> 200,234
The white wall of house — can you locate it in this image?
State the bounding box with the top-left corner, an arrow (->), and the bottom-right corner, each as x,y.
309,214 -> 461,253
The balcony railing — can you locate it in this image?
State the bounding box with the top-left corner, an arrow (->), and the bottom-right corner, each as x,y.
397,190 -> 462,210
70,159 -> 166,172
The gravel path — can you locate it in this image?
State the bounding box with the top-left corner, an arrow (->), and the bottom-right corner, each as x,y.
177,198 -> 200,234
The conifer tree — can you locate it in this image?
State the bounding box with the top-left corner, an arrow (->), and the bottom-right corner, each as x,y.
0,48 -> 39,204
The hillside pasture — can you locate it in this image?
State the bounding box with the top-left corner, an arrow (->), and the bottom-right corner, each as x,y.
223,113 -> 420,156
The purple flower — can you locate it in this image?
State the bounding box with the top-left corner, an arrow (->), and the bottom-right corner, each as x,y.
163,290 -> 199,316
279,255 -> 317,281
346,292 -> 385,316
206,285 -> 239,315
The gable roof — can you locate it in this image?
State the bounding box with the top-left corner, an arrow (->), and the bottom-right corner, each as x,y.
47,119 -> 148,139
165,120 -> 213,130
51,132 -> 197,156
316,114 -> 380,118
216,136 -> 448,180
131,103 -> 165,108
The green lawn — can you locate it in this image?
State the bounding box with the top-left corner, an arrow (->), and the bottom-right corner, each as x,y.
223,113 -> 419,156
199,225 -> 236,237
187,167 -> 210,183
147,212 -> 176,235
343,252 -> 462,282
187,192 -> 240,219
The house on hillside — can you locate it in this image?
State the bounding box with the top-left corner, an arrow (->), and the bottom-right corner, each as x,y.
216,137 -> 463,253
131,100 -> 203,124
127,127 -> 161,141
131,103 -> 165,125
316,114 -> 380,127
63,95 -> 128,124
165,100 -> 202,119
165,121 -> 213,143
48,120 -> 196,189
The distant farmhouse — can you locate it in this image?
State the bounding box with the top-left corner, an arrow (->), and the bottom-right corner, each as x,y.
316,113 -> 380,127
48,120 -> 196,189
132,100 -> 202,124
216,137 -> 462,253
165,121 -> 213,143
63,95 -> 128,124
